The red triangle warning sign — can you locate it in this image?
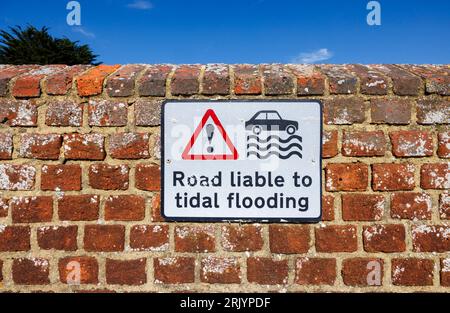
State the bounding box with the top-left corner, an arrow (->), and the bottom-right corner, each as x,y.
182,109 -> 239,160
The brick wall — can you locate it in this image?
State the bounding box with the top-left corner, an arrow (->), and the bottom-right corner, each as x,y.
0,63 -> 449,292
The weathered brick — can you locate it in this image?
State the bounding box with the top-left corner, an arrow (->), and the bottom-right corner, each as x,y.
106,64 -> 144,97
372,163 -> 415,191
151,193 -> 165,222
348,64 -> 388,95
41,164 -> 81,191
154,257 -> 195,284
202,64 -> 230,95
76,65 -> 121,96
342,131 -> 386,157
392,258 -> 434,286
88,163 -> 129,190
437,131 -> 450,158
63,133 -> 105,160
171,65 -> 201,96
109,132 -> 149,159
138,65 -> 172,96
12,65 -> 65,98
12,258 -> 50,285
370,99 -> 412,124
46,65 -> 91,95
200,257 -> 241,284
0,164 -> 36,191
175,225 -> 215,252
315,225 -> 357,252
325,163 -> 368,191
58,195 -> 100,221
420,163 -> 450,189
440,193 -> 450,220
341,193 -> 384,221
20,133 -> 62,160
150,133 -> 161,159
0,133 -> 13,159
322,130 -> 338,158
369,64 -> 422,96
342,258 -> 383,287
0,65 -> 38,96
412,225 -> 450,252
0,226 -> 30,251
0,99 -> 38,126
295,258 -> 336,285
135,163 -> 160,191
289,65 -> 325,96
363,225 -> 406,253
221,225 -> 263,252
134,100 -> 161,126
247,257 -> 288,285
319,65 -> 358,94
321,195 -> 335,221
441,258 -> 450,287
401,65 -> 449,95
391,192 -> 432,220
0,260 -> 2,281
11,196 -> 53,223
88,100 -> 128,126
390,130 -> 433,157
37,226 -> 78,251
417,99 -> 450,124
233,64 -> 261,95
45,100 -> 83,126
104,195 -> 145,221
323,97 -> 365,125
269,225 -> 310,254
262,64 -> 294,95
0,198 -> 8,218
106,258 -> 146,285
59,256 -> 98,284
84,225 -> 125,252
130,224 -> 169,252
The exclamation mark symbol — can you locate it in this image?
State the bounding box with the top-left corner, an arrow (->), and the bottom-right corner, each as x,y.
206,124 -> 215,153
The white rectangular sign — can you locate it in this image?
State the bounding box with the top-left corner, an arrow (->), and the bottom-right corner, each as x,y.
162,100 -> 322,222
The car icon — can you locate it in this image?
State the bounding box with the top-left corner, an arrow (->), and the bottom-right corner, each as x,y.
245,110 -> 299,135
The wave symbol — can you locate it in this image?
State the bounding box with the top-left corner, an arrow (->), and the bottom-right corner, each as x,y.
247,134 -> 303,159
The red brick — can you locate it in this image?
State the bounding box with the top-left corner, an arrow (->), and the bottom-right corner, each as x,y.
391,192 -> 432,220
392,258 -> 434,286
441,258 -> 450,286
341,193 -> 385,221
59,256 -> 98,284
0,226 -> 30,251
440,193 -> 450,219
417,99 -> 450,124
342,131 -> 386,157
262,64 -> 294,95
325,163 -> 368,191
104,195 -> 145,221
412,225 -> 450,252
11,196 -> 53,223
319,65 -> 358,94
45,100 -> 83,126
88,163 -> 129,190
171,65 -> 201,96
221,225 -> 263,252
295,258 -> 336,285
369,65 -> 421,96
420,163 -> 450,189
247,257 -> 288,285
12,65 -> 65,97
175,225 -> 215,252
109,132 -> 149,159
58,195 -> 100,221
200,257 -> 241,284
106,258 -> 146,285
348,64 -> 388,95
363,224 -> 406,252
202,64 -> 230,95
63,133 -> 105,160
390,130 -> 433,157
46,65 -> 91,95
154,257 -> 195,284
321,195 -> 335,221
0,198 -> 8,218
84,225 -> 125,252
370,99 -> 412,124
372,163 -> 415,191
289,65 -> 325,96
323,98 -> 365,125
342,258 -> 384,286
438,131 -> 450,158
269,225 -> 310,254
19,133 -> 62,160
151,193 -> 165,222
0,99 -> 38,126
0,260 -> 2,282
0,133 -> 13,160
138,65 -> 172,96
322,130 -> 338,158
150,133 -> 161,160
0,65 -> 38,96
41,164 -> 81,191
135,163 -> 160,191
76,65 -> 120,96
130,224 -> 169,251
401,65 -> 449,95
12,258 -> 50,285
315,225 -> 357,252
233,64 -> 261,95
106,64 -> 145,97
134,100 -> 162,126
0,164 -> 35,191
37,226 -> 78,251
88,99 -> 128,126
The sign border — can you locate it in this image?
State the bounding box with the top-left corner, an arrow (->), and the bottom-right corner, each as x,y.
161,99 -> 323,223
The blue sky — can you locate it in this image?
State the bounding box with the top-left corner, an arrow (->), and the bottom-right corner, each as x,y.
1,0 -> 449,64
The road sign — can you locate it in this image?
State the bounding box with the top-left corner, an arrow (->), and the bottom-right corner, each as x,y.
162,100 -> 322,222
